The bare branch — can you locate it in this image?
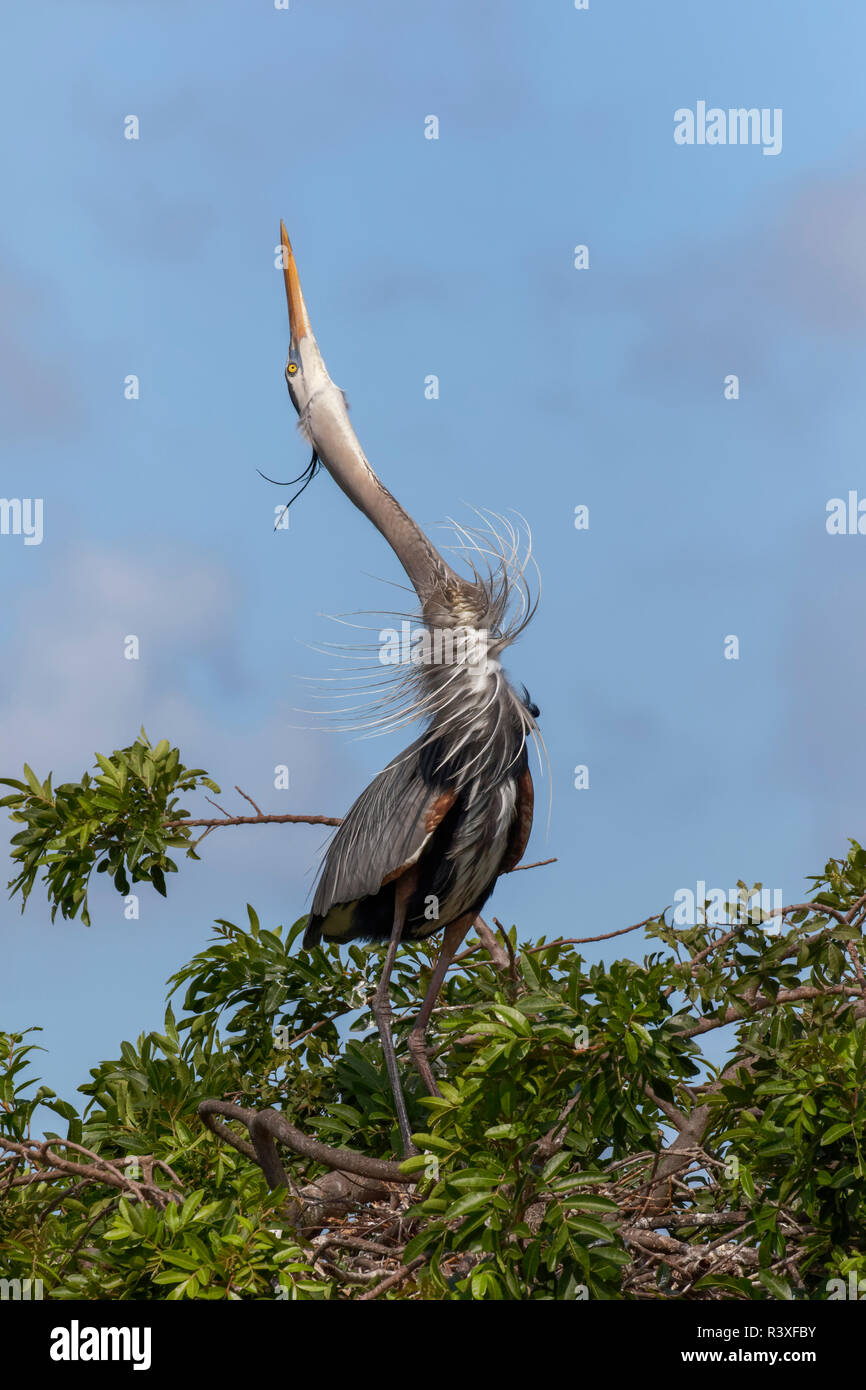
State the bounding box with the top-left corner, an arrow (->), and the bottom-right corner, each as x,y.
165,811 -> 343,830
357,1255 -> 426,1301
164,808 -> 555,867
0,1136 -> 182,1210
234,785 -> 264,815
524,914 -> 665,955
470,914 -> 509,973
197,1100 -> 414,1194
678,983 -> 861,1039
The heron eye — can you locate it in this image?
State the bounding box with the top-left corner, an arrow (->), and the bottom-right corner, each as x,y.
287,362 -> 299,376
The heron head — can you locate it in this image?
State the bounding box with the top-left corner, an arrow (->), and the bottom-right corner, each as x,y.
280,220 -> 331,417
520,686 -> 541,720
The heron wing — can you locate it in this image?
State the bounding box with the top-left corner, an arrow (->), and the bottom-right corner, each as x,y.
304,738 -> 455,945
501,766 -> 534,872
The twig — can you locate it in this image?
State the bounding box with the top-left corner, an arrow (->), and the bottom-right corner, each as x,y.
847,940 -> 866,991
316,1234 -> 402,1258
0,1137 -> 181,1210
470,915 -> 509,973
678,983 -> 861,1039
235,785 -> 264,816
524,915 -> 664,955
492,918 -> 521,989
165,812 -> 343,830
626,1210 -> 750,1231
507,857 -> 557,873
57,1197 -> 121,1276
164,809 -> 555,858
357,1255 -> 426,1301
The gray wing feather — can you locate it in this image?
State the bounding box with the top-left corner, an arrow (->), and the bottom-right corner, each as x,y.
311,737 -> 439,918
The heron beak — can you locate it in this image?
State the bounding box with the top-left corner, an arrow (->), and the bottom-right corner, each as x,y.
281,220 -> 312,347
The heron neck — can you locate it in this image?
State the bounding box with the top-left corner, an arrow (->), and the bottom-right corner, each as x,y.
305,384 -> 463,612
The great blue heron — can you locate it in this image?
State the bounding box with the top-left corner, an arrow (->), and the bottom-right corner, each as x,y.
279,222 -> 539,1156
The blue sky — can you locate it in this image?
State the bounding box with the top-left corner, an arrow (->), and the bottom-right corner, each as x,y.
3,0 -> 866,1109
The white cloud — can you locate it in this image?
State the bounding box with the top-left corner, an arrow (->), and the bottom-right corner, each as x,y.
0,544 -> 348,892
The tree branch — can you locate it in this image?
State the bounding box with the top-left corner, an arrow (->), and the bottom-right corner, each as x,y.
165,794 -> 556,884
357,1255 -> 426,1301
166,811 -> 343,830
677,983 -> 861,1039
523,914 -> 665,955
197,1098 -> 415,1227
0,1136 -> 182,1210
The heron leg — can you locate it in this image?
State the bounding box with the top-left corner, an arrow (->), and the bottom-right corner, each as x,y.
408,913 -> 475,1098
371,874 -> 417,1158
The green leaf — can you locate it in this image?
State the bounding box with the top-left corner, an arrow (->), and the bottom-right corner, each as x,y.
489,1005 -> 532,1037
821,1122 -> 853,1145
757,1271 -> 793,1300
445,1191 -> 496,1219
